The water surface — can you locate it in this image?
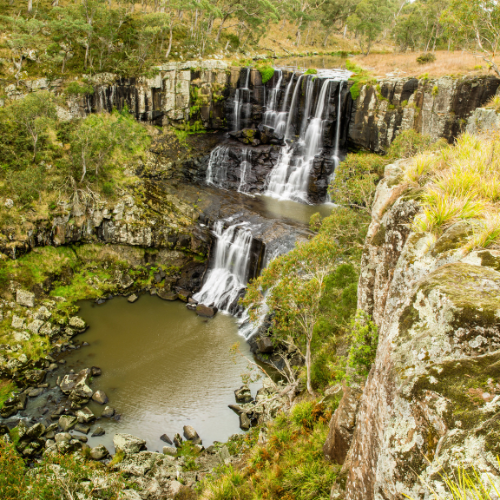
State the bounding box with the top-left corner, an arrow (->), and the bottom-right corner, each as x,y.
63,296 -> 257,452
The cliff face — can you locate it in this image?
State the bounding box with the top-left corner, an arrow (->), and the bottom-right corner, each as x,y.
326,161 -> 500,500
349,76 -> 500,153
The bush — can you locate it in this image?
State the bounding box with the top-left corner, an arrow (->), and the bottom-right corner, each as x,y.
416,53 -> 436,64
258,65 -> 275,84
304,68 -> 318,75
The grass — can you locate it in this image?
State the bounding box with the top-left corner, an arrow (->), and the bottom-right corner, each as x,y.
199,400 -> 337,500
0,380 -> 16,410
351,51 -> 495,78
485,95 -> 500,113
345,60 -> 377,100
403,133 -> 500,250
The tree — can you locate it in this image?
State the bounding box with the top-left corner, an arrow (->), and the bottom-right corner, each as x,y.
441,0 -> 500,76
244,234 -> 339,395
347,0 -> 393,55
320,0 -> 359,47
10,91 -> 57,161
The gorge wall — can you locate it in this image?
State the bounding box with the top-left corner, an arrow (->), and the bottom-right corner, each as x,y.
325,160 -> 500,500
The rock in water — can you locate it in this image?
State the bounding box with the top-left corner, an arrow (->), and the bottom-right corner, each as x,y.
113,433 -> 146,454
195,304 -> 217,317
239,413 -> 251,430
127,294 -> 139,303
92,390 -> 108,405
163,446 -> 177,456
160,433 -> 173,445
173,433 -> 183,448
183,425 -> 200,441
157,290 -> 178,301
58,415 -> 77,431
101,406 -> 115,418
91,427 -> 105,437
90,444 -> 109,460
234,385 -> 253,403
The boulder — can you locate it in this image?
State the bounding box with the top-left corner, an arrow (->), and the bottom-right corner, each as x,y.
92,427 -> 105,437
101,406 -> 115,418
157,290 -> 178,301
183,425 -> 200,441
90,444 -> 109,460
68,316 -> 86,331
218,445 -> 230,464
76,407 -> 95,423
24,369 -> 46,385
75,423 -> 91,434
195,304 -> 217,317
113,433 -> 146,454
92,390 -> 108,405
173,433 -> 183,447
127,294 -> 139,303
239,412 -> 251,430
177,290 -> 191,302
54,432 -> 72,443
162,446 -> 177,456
91,366 -> 102,376
256,336 -> 274,353
11,315 -> 25,329
160,433 -> 173,445
58,415 -> 77,431
16,290 -> 35,307
26,423 -> 45,440
234,385 -> 252,403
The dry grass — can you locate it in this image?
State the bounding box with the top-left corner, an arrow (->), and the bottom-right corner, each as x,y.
404,132 -> 500,251
352,51 -> 494,78
485,95 -> 500,113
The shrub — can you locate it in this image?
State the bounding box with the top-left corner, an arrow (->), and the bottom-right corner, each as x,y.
304,68 -> 318,75
416,53 -> 436,64
66,81 -> 94,95
258,65 -> 275,84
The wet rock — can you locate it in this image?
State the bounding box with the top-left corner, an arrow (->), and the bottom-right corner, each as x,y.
173,433 -> 183,448
177,290 -> 191,302
76,407 -> 96,424
157,290 -> 178,301
127,294 -> 139,303
75,423 -> 91,434
90,444 -> 109,460
73,434 -> 88,443
183,425 -> 200,441
92,426 -> 105,437
160,433 -> 173,445
195,304 -> 217,317
68,316 -> 86,331
58,415 -> 77,431
54,432 -> 72,443
17,290 -> 35,307
113,433 -> 146,454
239,412 -> 251,430
234,385 -> 253,403
1,393 -> 27,418
27,387 -> 44,398
47,363 -> 58,372
256,336 -> 274,354
27,422 -> 46,439
92,390 -> 108,405
162,446 -> 177,456
91,366 -> 102,377
101,406 -> 115,418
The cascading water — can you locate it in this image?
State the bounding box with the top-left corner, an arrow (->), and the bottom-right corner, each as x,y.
193,221 -> 254,314
326,81 -> 344,202
265,77 -> 333,203
262,69 -> 283,129
233,67 -> 251,132
274,72 -> 296,138
206,145 -> 230,187
237,148 -> 252,193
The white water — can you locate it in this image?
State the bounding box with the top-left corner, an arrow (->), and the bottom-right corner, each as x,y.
233,67 -> 251,132
237,148 -> 252,193
265,77 -> 333,203
206,145 -> 229,187
262,69 -> 283,129
193,221 -> 254,313
326,82 -> 344,202
274,72 -> 296,138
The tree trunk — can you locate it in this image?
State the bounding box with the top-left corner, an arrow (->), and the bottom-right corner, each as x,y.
215,14 -> 229,43
306,337 -> 313,395
165,24 -> 173,59
304,23 -> 311,46
323,30 -> 330,47
27,0 -> 32,12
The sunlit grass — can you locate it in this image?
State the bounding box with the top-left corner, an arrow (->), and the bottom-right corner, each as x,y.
405,132 -> 500,251
485,95 -> 500,113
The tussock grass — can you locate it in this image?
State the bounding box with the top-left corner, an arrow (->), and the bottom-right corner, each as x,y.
404,133 -> 500,251
485,95 -> 500,113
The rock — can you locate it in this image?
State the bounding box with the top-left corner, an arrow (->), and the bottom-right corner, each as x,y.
54,432 -> 72,443
119,273 -> 134,289
195,304 -> 217,317
177,290 -> 191,302
113,433 -> 146,454
91,366 -> 102,376
16,290 -> 35,307
47,363 -> 58,372
183,425 -> 200,441
169,481 -> 183,498
58,415 -> 77,431
76,407 -> 95,423
26,423 -> 46,439
27,387 -> 44,398
323,385 -> 363,464
5,198 -> 13,209
68,316 -> 86,331
92,390 -> 108,405
91,427 -> 105,437
27,319 -> 44,334
24,369 -> 47,385
157,290 -> 178,301
75,423 -> 91,434
73,434 -> 88,443
101,406 -> 115,418
119,490 -> 142,500
173,433 -> 183,447
90,444 -> 109,460
218,445 -> 230,464
127,294 -> 139,303
256,336 -> 274,353
11,315 -> 25,329
234,385 -> 253,403
239,412 -> 251,430
162,446 -> 177,456
160,433 -> 173,445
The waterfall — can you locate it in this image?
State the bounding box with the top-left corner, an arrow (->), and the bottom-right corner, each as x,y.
237,148 -> 252,193
265,78 -> 333,203
326,82 -> 344,203
233,67 -> 251,132
284,74 -> 305,141
274,72 -> 296,138
262,69 -> 283,129
206,145 -> 230,187
193,221 -> 254,314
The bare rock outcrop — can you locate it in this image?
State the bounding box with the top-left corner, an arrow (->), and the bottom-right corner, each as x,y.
326,159 -> 500,500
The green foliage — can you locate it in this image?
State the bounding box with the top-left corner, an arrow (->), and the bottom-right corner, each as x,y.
0,381 -> 15,410
65,81 -> 94,95
417,53 -> 437,64
432,85 -> 439,96
345,60 -> 376,100
304,68 -> 318,75
259,65 -> 275,84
